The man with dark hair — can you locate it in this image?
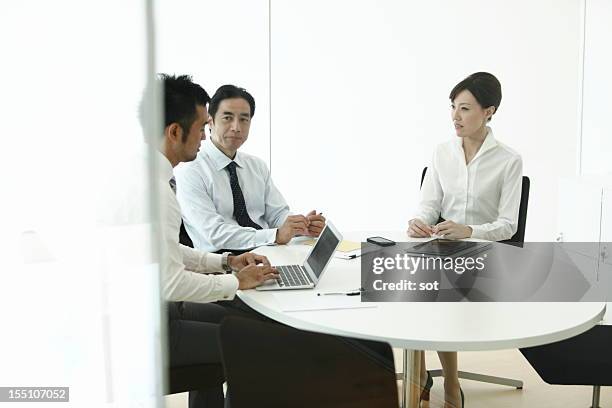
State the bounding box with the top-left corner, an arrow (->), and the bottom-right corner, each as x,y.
146,74 -> 279,408
174,84 -> 326,253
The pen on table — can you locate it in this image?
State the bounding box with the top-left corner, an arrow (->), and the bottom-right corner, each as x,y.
412,236 -> 439,249
317,288 -> 363,296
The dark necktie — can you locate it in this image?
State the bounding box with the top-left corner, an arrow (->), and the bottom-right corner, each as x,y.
226,161 -> 262,230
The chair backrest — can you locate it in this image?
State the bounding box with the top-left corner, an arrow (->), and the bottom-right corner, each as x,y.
508,176 -> 530,244
219,316 -> 398,408
420,167 -> 530,243
179,221 -> 194,248
520,325 -> 612,385
168,364 -> 224,395
420,166 -> 428,188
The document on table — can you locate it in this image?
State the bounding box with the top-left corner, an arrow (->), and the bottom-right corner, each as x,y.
273,292 -> 377,313
302,239 -> 362,259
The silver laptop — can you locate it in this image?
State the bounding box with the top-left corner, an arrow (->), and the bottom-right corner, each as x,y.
256,221 -> 342,291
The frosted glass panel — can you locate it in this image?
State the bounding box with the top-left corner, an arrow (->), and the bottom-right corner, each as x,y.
0,1 -> 163,406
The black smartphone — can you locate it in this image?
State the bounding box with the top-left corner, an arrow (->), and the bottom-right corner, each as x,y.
366,236 -> 396,247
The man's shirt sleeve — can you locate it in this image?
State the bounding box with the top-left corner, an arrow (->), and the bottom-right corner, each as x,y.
160,180 -> 239,302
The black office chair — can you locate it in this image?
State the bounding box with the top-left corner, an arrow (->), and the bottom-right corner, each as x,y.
219,316 -> 398,408
420,167 -> 530,245
520,324 -> 612,408
420,167 -> 444,225
167,364 -> 224,397
166,301 -> 226,405
420,166 -> 428,189
179,221 -> 194,248
502,175 -> 530,245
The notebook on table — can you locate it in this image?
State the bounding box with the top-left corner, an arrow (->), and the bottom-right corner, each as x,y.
405,238 -> 491,258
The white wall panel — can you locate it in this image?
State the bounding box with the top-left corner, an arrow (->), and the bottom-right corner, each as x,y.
581,0 -> 612,175
271,0 -> 582,240
155,0 -> 271,164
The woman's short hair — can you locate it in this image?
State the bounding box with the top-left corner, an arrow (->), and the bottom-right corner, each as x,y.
449,72 -> 502,121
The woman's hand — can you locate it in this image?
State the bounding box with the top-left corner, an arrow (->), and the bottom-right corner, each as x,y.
407,219 -> 433,237
432,220 -> 472,239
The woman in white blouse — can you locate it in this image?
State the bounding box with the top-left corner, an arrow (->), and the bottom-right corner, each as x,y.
408,72 -> 523,408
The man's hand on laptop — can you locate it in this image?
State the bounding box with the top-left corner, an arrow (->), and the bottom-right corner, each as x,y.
275,215 -> 309,244
305,210 -> 325,237
229,252 -> 271,271
236,264 -> 279,290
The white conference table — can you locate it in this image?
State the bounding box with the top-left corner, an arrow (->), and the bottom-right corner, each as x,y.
239,231 -> 606,408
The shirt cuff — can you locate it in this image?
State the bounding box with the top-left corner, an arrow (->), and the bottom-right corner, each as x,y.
215,274 -> 239,301
468,225 -> 485,239
205,253 -> 224,272
255,228 -> 278,246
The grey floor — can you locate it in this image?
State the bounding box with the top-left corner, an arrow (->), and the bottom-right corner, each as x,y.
165,349 -> 610,407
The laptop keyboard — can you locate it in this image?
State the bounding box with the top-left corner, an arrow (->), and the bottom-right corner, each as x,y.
276,265 -> 312,287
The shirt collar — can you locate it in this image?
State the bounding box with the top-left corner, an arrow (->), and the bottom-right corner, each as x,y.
455,126 -> 498,161
203,139 -> 245,171
155,150 -> 174,183
474,127 -> 498,159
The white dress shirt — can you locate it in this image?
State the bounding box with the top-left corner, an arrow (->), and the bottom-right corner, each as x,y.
414,128 -> 523,241
157,152 -> 238,302
174,140 -> 291,252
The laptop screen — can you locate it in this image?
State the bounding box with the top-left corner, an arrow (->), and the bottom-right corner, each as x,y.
306,225 -> 340,278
